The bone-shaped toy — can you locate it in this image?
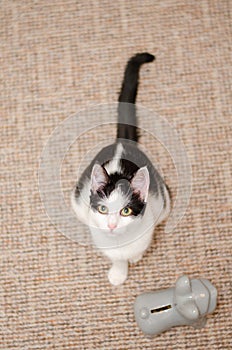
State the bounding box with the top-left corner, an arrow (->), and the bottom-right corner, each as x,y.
134,275 -> 217,336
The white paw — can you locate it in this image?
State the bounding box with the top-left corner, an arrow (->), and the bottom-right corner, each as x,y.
129,253 -> 143,264
108,264 -> 128,286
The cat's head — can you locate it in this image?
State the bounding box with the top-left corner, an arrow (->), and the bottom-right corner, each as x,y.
89,163 -> 150,234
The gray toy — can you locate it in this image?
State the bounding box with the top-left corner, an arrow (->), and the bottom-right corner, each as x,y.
134,275 -> 217,336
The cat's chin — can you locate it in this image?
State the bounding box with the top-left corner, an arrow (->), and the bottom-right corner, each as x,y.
105,228 -> 126,237
106,231 -> 117,237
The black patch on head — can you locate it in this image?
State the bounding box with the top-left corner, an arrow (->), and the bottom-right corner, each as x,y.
100,172 -> 131,197
89,166 -> 146,216
126,192 -> 146,216
120,158 -> 139,178
89,188 -> 106,212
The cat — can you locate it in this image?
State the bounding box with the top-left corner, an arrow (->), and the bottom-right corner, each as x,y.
71,53 -> 171,285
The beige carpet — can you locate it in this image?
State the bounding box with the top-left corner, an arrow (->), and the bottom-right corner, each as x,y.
1,1 -> 231,349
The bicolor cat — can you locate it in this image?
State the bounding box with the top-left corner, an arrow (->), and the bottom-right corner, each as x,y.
71,53 -> 170,285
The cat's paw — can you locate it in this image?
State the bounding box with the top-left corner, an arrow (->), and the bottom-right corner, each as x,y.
108,268 -> 127,286
129,253 -> 143,264
108,262 -> 128,286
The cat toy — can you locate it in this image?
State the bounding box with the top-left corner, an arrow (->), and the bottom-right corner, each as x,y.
134,275 -> 217,336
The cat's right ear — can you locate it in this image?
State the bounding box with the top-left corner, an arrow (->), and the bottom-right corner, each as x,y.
90,164 -> 109,193
131,166 -> 150,202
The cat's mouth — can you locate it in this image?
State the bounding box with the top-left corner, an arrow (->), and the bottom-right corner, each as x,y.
107,228 -> 117,236
106,227 -> 123,236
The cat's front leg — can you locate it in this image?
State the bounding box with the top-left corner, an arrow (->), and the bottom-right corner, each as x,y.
108,260 -> 128,286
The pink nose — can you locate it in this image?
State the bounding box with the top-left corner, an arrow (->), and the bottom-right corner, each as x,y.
108,222 -> 117,230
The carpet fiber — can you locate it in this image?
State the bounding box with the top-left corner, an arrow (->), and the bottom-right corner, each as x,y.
1,1 -> 231,349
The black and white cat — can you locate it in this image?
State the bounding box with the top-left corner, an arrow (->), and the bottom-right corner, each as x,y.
71,53 -> 170,285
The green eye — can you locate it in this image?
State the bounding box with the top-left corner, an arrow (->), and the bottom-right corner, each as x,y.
97,205 -> 108,214
120,207 -> 133,217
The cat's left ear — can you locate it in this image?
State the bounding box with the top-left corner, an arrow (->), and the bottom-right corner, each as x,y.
91,163 -> 109,193
131,166 -> 150,201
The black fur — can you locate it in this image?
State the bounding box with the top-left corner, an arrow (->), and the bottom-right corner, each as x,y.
118,53 -> 155,104
117,53 -> 155,142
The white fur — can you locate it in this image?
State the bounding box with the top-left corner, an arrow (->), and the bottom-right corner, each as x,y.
104,143 -> 124,174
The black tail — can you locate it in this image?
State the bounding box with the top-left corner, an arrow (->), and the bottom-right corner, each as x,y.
117,53 -> 155,142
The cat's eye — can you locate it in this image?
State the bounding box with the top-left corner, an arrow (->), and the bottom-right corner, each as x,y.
120,207 -> 133,217
97,205 -> 108,214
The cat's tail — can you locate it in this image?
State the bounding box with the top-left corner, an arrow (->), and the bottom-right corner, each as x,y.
117,52 -> 155,142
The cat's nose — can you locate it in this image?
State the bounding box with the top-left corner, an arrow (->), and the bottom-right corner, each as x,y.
108,222 -> 117,230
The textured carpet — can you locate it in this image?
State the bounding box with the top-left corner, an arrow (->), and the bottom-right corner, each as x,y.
1,1 -> 231,349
